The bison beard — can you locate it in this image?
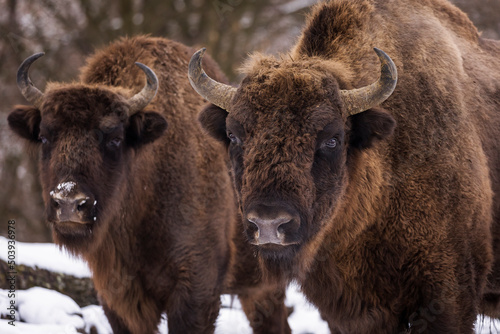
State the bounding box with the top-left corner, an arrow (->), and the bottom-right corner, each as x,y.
8,36 -> 291,334
191,0 -> 500,333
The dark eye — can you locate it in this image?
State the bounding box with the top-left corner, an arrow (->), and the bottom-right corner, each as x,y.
227,132 -> 239,144
107,138 -> 122,149
324,138 -> 338,149
39,135 -> 48,144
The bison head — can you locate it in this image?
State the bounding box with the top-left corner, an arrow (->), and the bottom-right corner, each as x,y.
189,48 -> 397,268
8,53 -> 167,252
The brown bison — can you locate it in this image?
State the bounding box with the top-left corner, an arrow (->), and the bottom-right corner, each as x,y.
8,36 -> 290,334
189,0 -> 500,332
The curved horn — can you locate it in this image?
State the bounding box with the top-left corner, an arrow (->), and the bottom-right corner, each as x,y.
188,48 -> 236,111
340,48 -> 397,116
127,62 -> 158,115
17,52 -> 45,109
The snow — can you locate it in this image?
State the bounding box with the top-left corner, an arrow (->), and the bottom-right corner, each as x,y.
286,288 -> 330,334
0,292 -> 112,334
17,288 -> 84,328
0,321 -> 80,334
1,237 -> 499,333
0,237 -> 91,278
51,181 -> 77,198
215,307 -> 252,334
81,305 -> 113,334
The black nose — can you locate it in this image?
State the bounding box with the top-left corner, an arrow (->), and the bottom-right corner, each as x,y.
245,203 -> 300,245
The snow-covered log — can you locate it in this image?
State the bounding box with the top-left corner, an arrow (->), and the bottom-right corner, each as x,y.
0,259 -> 97,307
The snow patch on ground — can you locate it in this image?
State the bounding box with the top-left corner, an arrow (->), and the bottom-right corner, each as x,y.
1,237 -> 499,333
81,305 -> 113,334
17,287 -> 84,328
1,286 -> 500,334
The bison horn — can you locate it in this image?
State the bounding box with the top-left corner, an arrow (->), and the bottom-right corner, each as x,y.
188,48 -> 236,111
17,52 -> 46,109
340,48 -> 397,116
127,62 -> 159,115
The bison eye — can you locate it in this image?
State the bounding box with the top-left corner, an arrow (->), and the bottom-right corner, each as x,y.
107,138 -> 122,149
39,135 -> 48,144
323,138 -> 338,149
227,132 -> 240,145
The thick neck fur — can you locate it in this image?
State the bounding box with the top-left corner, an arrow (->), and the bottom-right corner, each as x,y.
296,147 -> 391,278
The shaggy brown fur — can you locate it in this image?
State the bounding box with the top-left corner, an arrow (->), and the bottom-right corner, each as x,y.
8,36 -> 291,334
198,0 -> 500,332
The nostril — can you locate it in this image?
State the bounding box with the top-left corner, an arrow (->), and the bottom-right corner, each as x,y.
246,219 -> 260,235
273,218 -> 292,238
76,198 -> 88,212
276,221 -> 289,235
277,218 -> 299,236
51,198 -> 60,209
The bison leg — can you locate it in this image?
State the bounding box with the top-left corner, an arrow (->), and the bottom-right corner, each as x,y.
481,292 -> 500,318
102,302 -> 132,334
406,291 -> 476,334
407,307 -> 462,334
166,296 -> 221,334
238,284 -> 291,334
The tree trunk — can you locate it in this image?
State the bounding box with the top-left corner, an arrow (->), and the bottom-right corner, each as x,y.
0,259 -> 98,307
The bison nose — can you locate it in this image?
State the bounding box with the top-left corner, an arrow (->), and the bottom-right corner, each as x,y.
247,216 -> 291,245
246,204 -> 300,245
50,183 -> 95,223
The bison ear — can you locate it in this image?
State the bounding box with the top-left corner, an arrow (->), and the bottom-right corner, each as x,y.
126,111 -> 168,148
8,105 -> 42,143
348,107 -> 396,150
199,104 -> 229,144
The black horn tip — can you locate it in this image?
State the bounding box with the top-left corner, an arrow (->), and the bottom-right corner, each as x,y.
189,48 -> 207,73
22,52 -> 45,64
189,48 -> 209,91
17,52 -> 45,83
17,52 -> 46,108
373,47 -> 397,80
188,47 -> 236,111
195,48 -> 207,58
340,48 -> 398,116
134,62 -> 158,87
127,62 -> 158,115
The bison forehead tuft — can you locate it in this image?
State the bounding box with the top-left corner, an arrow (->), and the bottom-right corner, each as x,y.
41,84 -> 129,125
235,54 -> 349,116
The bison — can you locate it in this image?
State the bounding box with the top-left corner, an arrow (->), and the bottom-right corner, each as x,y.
8,36 -> 290,334
188,0 -> 500,333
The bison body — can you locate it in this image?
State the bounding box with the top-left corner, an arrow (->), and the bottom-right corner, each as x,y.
9,36 -> 290,334
190,0 -> 500,332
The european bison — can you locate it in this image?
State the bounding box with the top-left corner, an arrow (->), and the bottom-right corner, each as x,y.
8,36 -> 290,334
189,0 -> 500,332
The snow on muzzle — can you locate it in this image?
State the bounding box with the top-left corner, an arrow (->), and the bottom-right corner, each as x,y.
49,181 -> 97,224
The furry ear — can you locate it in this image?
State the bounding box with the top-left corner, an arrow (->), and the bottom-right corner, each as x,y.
348,107 -> 396,150
8,105 -> 42,143
199,104 -> 229,144
126,111 -> 168,148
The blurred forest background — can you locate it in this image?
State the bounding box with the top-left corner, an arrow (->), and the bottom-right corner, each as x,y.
0,0 -> 499,242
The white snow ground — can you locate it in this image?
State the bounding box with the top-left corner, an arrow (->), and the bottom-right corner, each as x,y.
0,236 -> 499,334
